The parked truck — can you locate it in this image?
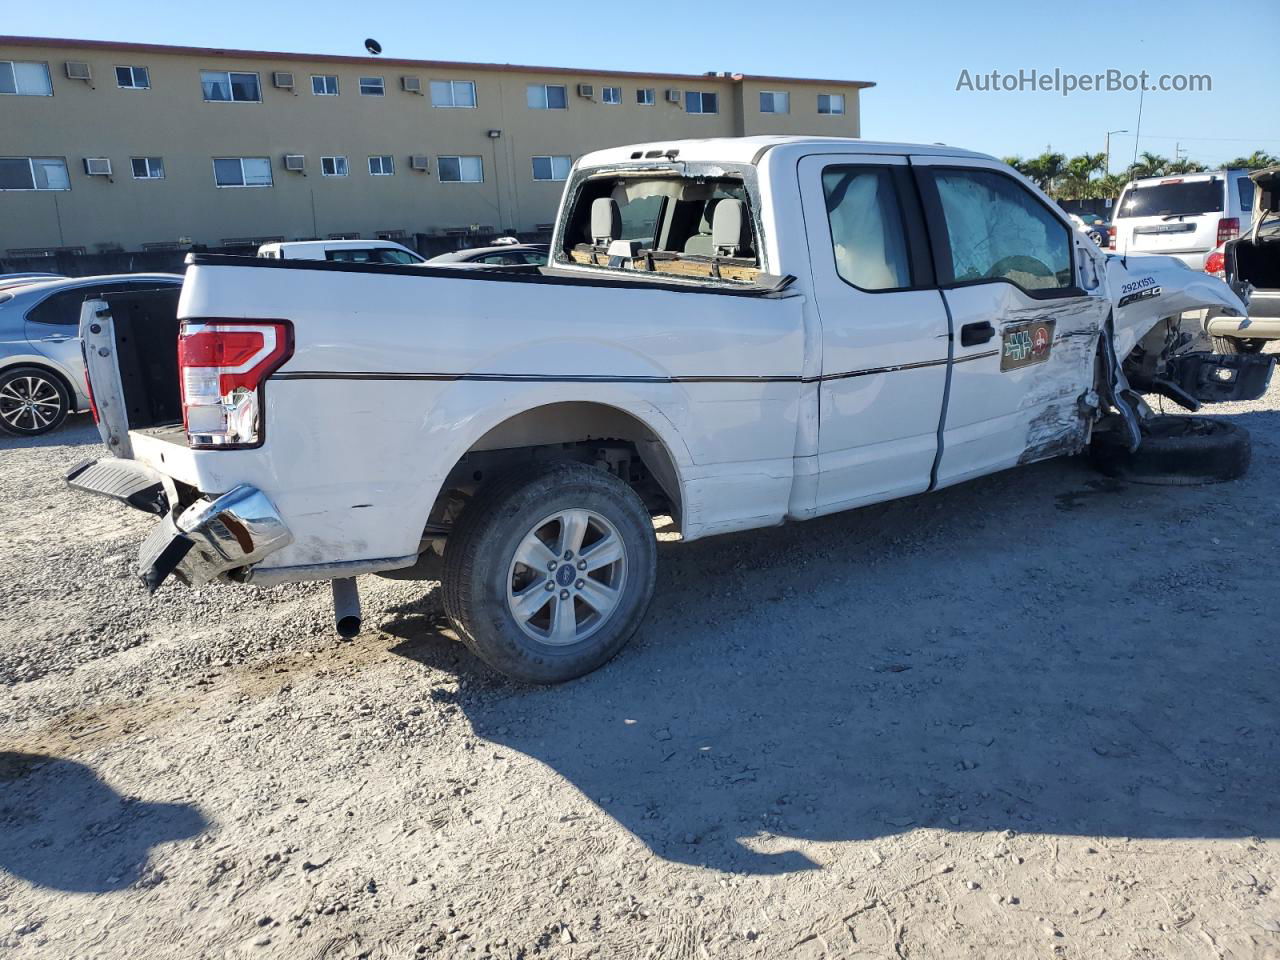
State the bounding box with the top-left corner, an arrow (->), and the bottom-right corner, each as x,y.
67,136 -> 1272,682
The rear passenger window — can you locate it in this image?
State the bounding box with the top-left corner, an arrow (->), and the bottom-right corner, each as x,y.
1237,177 -> 1254,212
822,167 -> 912,291
27,288 -> 99,326
932,169 -> 1073,293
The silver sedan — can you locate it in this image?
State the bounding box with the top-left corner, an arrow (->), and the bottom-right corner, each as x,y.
0,273 -> 182,436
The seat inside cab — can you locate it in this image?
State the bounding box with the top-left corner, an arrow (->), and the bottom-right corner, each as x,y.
562,176 -> 761,282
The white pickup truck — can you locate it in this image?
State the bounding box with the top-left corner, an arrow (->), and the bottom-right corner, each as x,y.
68,136 -> 1272,683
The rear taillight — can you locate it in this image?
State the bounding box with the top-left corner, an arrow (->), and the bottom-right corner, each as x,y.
178,320 -> 292,448
1205,251 -> 1226,278
1107,226 -> 1116,244
1216,217 -> 1240,246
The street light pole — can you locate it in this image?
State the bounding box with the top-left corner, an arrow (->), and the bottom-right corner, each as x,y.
1105,129 -> 1128,175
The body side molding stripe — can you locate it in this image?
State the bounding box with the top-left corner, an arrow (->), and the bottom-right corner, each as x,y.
272,351 -> 998,386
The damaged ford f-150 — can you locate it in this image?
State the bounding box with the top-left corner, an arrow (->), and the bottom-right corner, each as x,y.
67,136 -> 1275,683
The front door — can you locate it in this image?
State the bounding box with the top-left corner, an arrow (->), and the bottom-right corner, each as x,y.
910,157 -> 1110,487
797,154 -> 951,513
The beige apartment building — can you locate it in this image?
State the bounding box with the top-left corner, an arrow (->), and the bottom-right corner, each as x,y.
0,36 -> 872,256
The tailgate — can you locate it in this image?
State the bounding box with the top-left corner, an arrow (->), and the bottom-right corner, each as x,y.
79,286 -> 183,458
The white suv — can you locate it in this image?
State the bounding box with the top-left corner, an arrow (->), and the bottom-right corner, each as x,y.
1111,170 -> 1256,270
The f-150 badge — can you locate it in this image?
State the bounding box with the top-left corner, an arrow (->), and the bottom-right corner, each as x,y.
1001,319 -> 1056,371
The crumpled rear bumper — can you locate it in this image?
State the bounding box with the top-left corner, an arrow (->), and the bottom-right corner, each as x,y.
66,459 -> 293,590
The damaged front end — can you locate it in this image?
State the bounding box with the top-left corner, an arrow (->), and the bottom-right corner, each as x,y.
1096,254 -> 1276,450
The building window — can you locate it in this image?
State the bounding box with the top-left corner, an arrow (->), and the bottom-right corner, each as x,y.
636,88 -> 655,106
201,70 -> 261,102
818,93 -> 845,115
130,157 -> 165,180
0,61 -> 53,96
115,66 -> 150,90
321,156 -> 348,177
212,157 -> 273,187
368,155 -> 395,176
438,156 -> 483,183
685,91 -> 718,114
430,80 -> 476,108
601,86 -> 621,105
359,76 -> 384,96
531,155 -> 571,181
0,157 -> 70,190
311,74 -> 339,96
759,91 -> 789,113
527,83 -> 567,109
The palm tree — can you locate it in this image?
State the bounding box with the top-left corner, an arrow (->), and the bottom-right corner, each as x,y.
1126,151 -> 1169,179
1021,152 -> 1067,193
1058,153 -> 1107,199
1165,157 -> 1208,174
1222,151 -> 1278,170
1001,156 -> 1031,178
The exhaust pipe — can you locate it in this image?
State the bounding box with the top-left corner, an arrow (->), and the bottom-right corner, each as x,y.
332,577 -> 362,638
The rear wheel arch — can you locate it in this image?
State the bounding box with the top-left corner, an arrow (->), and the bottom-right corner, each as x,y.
424,400 -> 688,541
0,358 -> 79,409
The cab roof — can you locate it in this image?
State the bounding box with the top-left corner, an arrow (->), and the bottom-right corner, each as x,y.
577,136 -> 994,169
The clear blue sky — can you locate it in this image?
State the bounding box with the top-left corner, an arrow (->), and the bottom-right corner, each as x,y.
9,0 -> 1278,169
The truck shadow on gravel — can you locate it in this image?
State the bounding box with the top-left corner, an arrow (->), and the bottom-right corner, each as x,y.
0,752 -> 206,892
390,428 -> 1280,876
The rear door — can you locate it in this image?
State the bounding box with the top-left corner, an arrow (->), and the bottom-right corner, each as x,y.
911,157 -> 1109,486
24,285 -> 102,395
797,154 -> 951,512
1112,175 -> 1226,261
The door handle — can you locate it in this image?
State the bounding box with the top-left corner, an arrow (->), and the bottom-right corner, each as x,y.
40,335 -> 72,343
960,321 -> 995,347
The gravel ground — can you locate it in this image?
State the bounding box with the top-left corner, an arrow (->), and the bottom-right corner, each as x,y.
2,357 -> 1280,959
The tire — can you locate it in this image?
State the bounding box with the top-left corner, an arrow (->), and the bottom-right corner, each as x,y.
1212,335 -> 1268,355
1090,415 -> 1251,485
442,461 -> 657,684
0,366 -> 70,437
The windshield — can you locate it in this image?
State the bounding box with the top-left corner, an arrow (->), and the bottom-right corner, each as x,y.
1116,179 -> 1223,218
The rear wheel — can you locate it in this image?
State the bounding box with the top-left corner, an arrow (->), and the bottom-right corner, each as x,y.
1212,335 -> 1268,355
0,366 -> 70,437
442,461 -> 657,683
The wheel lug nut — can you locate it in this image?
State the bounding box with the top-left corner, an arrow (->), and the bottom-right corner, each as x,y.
563,550 -> 573,560
545,581 -> 555,591
559,589 -> 570,600
575,579 -> 584,589
576,559 -> 587,570
547,561 -> 557,571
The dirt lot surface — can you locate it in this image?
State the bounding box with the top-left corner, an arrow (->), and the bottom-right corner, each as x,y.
3,362 -> 1280,959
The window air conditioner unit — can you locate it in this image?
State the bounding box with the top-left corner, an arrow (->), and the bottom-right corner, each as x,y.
283,154 -> 306,172
83,157 -> 112,176
577,83 -> 594,99
665,88 -> 681,103
65,61 -> 92,81
409,155 -> 430,171
401,76 -> 422,93
272,71 -> 294,89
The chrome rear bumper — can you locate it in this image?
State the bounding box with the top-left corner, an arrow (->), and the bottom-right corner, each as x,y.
66,459 -> 292,591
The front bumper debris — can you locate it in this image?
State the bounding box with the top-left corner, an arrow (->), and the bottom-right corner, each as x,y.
66,460 -> 292,591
